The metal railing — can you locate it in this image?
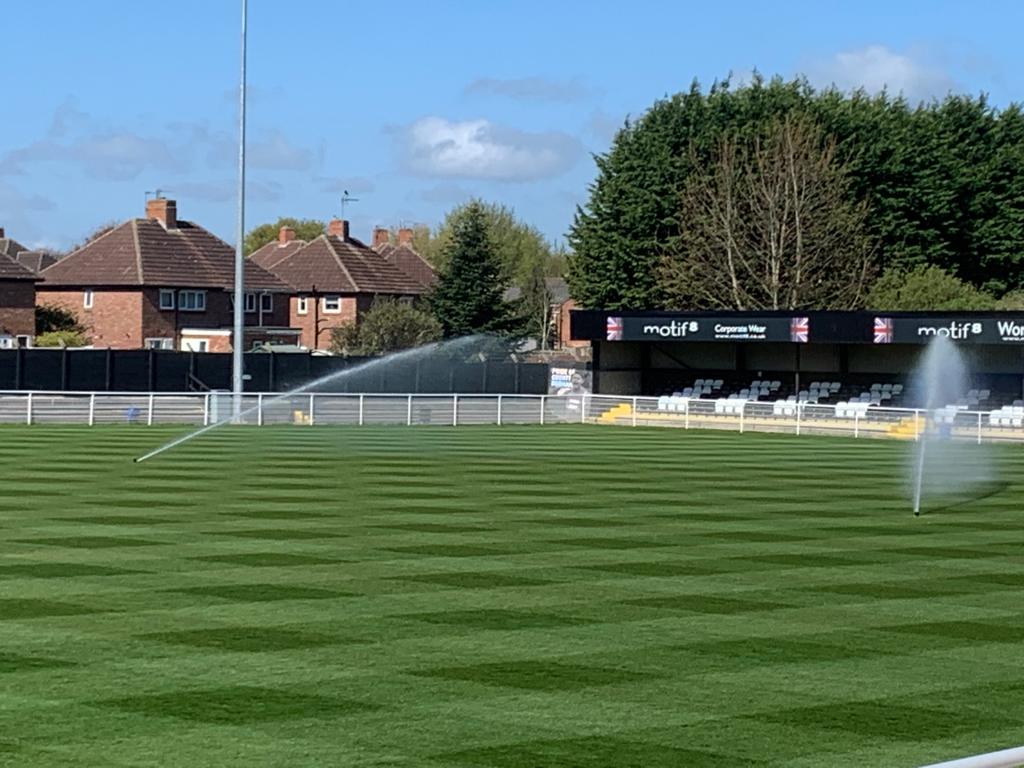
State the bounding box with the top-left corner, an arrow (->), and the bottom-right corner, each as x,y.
2,390 -> 1024,443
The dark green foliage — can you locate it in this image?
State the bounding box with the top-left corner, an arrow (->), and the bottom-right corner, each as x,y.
428,202 -> 522,337
35,304 -> 82,334
569,75 -> 1024,307
244,217 -> 325,255
329,298 -> 442,356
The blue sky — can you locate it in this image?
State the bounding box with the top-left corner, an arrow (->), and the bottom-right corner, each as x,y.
1,0 -> 1021,250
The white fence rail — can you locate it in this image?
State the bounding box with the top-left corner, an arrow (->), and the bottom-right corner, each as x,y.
2,390 -> 1024,443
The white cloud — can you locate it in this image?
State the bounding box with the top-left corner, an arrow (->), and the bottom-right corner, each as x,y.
465,76 -> 593,103
248,130 -> 318,172
808,45 -> 958,102
398,117 -> 581,182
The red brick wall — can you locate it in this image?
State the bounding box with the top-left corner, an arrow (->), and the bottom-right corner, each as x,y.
38,287 -> 293,349
0,280 -> 36,338
557,298 -> 588,349
289,294 -> 357,350
37,288 -> 143,348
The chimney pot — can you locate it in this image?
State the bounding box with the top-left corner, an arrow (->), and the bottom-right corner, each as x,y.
328,219 -> 350,240
372,227 -> 389,248
146,198 -> 177,229
397,227 -> 414,246
278,226 -> 296,245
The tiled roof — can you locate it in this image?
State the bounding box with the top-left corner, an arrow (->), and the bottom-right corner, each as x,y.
249,239 -> 307,270
0,237 -> 37,281
16,251 -> 59,275
375,242 -> 437,288
267,234 -> 426,295
40,219 -> 287,291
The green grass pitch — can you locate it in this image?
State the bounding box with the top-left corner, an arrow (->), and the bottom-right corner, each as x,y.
1,424 -> 1023,767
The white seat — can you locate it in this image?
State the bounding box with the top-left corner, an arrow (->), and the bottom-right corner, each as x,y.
713,379 -> 724,388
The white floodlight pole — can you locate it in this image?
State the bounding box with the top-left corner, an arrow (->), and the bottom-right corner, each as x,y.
231,0 -> 248,419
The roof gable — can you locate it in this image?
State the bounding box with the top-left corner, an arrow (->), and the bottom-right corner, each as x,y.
40,218 -> 287,291
266,235 -> 426,295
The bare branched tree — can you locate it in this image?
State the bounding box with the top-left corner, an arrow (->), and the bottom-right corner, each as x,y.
661,116 -> 875,310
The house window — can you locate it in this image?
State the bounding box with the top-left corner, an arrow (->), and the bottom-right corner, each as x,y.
297,297 -> 309,315
260,293 -> 273,312
322,296 -> 341,314
399,296 -> 414,306
159,289 -> 175,310
83,289 -> 94,309
182,338 -> 209,352
0,336 -> 13,349
178,290 -> 206,312
16,335 -> 32,348
145,338 -> 173,350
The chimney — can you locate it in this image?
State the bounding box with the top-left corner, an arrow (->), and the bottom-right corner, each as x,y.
146,198 -> 177,229
397,227 -> 414,246
278,226 -> 296,246
0,227 -> 5,239
328,219 -> 350,240
372,227 -> 389,248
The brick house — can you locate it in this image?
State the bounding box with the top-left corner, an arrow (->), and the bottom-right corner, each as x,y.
0,228 -> 38,348
371,227 -> 437,288
37,199 -> 297,352
250,220 -> 426,350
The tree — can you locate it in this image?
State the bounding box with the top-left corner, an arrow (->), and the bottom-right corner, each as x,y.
34,330 -> 90,348
866,265 -> 997,310
568,75 -> 1024,307
244,218 -> 325,255
661,116 -> 874,310
416,201 -> 561,345
329,299 -> 442,356
428,202 -> 521,338
36,304 -> 83,335
67,220 -> 119,253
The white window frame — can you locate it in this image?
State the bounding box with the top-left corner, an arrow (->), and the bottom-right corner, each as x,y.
296,296 -> 309,315
83,289 -> 94,309
260,293 -> 273,313
178,290 -> 206,312
0,336 -> 13,349
16,335 -> 32,349
322,296 -> 342,314
159,289 -> 175,310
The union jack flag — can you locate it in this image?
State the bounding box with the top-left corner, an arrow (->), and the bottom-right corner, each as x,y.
790,317 -> 809,343
874,316 -> 894,344
606,316 -> 623,341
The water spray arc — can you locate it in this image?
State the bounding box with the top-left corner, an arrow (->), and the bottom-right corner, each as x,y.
909,334 -> 990,515
134,336 -> 486,463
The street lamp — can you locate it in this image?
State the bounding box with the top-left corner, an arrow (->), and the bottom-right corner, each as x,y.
231,0 -> 248,418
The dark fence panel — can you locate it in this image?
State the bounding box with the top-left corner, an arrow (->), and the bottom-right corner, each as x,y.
0,349 -> 552,395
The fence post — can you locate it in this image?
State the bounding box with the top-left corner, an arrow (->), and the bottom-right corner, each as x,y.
854,410 -> 860,438
407,394 -> 413,426
914,409 -> 920,442
497,394 -> 503,426
358,394 -> 364,426
203,393 -> 210,426
257,393 -> 264,427
739,401 -> 745,434
632,396 -> 638,427
453,394 -> 459,426
580,394 -> 587,424
540,395 -> 545,425
978,411 -> 983,445
88,393 -> 95,427
796,402 -> 802,436
309,393 -> 315,426
26,392 -> 33,425
684,399 -> 690,430
147,393 -> 154,426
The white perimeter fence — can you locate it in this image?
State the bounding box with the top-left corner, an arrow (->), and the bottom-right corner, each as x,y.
3,390 -> 1024,444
